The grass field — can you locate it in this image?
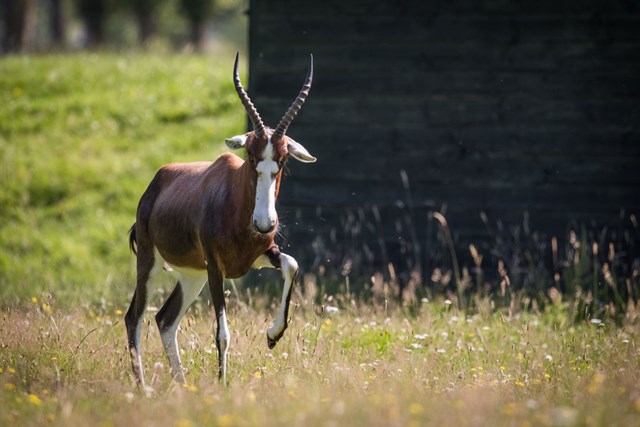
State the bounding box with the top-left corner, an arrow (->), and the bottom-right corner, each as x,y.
2,54 -> 640,426
1,298 -> 639,426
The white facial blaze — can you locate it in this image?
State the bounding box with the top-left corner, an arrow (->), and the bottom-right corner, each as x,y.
253,141 -> 279,232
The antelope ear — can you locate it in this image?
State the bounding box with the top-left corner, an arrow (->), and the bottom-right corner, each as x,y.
288,139 -> 316,163
225,134 -> 247,149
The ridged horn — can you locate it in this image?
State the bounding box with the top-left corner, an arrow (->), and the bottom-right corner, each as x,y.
272,54 -> 313,142
233,52 -> 266,138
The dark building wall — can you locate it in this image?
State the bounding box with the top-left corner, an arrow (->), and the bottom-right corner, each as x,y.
248,0 -> 640,276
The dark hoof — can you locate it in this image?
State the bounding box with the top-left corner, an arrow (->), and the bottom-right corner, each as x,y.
267,334 -> 277,349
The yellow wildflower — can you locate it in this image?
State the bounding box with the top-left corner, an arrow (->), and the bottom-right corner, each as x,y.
41,303 -> 53,316
217,414 -> 234,427
408,402 -> 424,415
503,403 -> 518,416
28,394 -> 42,406
182,384 -> 198,392
587,372 -> 605,395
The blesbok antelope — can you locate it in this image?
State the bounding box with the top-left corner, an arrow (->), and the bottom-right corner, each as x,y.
125,53 -> 316,389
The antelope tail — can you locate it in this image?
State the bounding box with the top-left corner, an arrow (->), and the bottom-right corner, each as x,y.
128,223 -> 137,255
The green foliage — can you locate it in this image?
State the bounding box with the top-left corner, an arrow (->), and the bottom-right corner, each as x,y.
342,326 -> 395,357
0,53 -> 244,305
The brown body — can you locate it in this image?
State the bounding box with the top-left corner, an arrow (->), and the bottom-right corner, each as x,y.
136,151 -> 282,278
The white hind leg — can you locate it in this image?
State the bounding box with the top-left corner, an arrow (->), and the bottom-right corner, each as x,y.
155,270 -> 207,384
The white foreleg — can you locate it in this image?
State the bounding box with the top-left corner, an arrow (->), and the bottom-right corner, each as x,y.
253,249 -> 299,349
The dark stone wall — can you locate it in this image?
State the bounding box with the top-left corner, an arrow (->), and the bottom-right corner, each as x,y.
248,0 -> 640,277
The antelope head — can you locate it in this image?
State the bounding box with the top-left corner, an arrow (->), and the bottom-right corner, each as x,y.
225,53 -> 316,234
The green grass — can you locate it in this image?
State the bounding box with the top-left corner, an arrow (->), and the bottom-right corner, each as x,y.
0,53 -> 243,304
1,299 -> 639,426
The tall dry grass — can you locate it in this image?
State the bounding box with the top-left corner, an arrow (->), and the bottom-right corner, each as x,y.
1,293 -> 639,426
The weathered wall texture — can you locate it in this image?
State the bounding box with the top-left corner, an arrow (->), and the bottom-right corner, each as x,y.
248,0 -> 640,276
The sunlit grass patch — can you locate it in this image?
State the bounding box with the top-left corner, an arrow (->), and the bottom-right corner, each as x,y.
0,53 -> 243,305
2,297 -> 639,426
